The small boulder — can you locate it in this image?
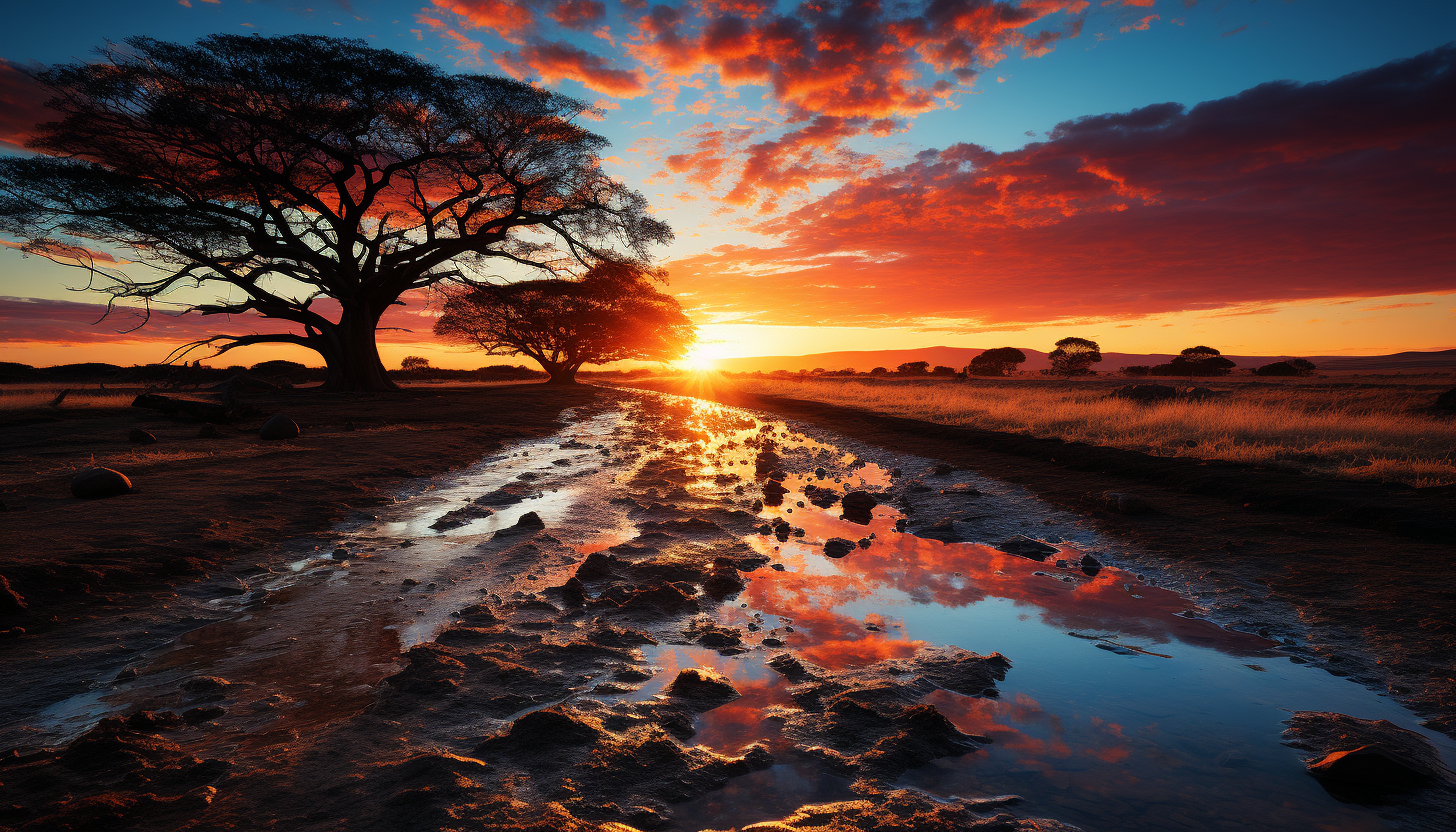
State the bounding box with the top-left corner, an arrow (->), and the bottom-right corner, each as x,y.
1284,710 -> 1456,805
71,467 -> 132,499
664,668 -> 740,707
1436,388 -> 1456,412
259,414 -> 300,440
197,424 -> 224,439
823,538 -> 857,558
841,490 -> 877,523
494,511 -> 545,538
127,428 -> 157,445
933,463 -> 953,476
998,535 -> 1058,561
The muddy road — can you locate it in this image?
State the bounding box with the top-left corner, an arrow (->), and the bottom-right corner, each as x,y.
2,390 -> 1452,831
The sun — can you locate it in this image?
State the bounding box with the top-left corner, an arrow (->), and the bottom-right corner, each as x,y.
676,345 -> 721,373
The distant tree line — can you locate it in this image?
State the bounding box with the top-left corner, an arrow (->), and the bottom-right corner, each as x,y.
720,338 -> 1318,380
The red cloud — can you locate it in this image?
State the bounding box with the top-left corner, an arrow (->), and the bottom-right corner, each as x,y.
630,1 -> 1086,204
498,40 -> 649,98
670,45 -> 1456,325
0,59 -> 52,151
431,0 -> 535,42
632,0 -> 1085,121
548,0 -> 605,30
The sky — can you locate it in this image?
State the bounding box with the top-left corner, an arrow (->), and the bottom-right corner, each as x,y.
0,0 -> 1453,369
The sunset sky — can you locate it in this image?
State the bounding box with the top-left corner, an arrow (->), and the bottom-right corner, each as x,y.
1,0 -> 1453,369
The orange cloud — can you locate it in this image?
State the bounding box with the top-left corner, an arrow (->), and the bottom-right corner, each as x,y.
498,40 -> 649,98
670,45 -> 1456,326
432,0 -> 535,43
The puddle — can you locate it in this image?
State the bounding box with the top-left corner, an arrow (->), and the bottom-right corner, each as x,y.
11,392 -> 1452,831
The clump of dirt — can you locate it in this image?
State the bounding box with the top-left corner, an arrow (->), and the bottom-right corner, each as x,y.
768,647 -> 1010,779
0,714 -> 231,831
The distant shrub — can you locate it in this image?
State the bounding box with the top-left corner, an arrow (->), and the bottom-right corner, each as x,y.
896,361 -> 930,375
400,356 -> 431,372
870,367 -> 889,376
931,365 -> 956,376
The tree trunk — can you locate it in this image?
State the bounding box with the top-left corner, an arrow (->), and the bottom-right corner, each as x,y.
320,306 -> 398,392
544,364 -> 578,385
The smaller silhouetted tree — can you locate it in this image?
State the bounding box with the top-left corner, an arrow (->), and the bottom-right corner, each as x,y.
967,347 -> 1027,376
1048,338 -> 1102,377
1255,358 -> 1317,377
896,361 -> 931,375
931,365 -> 956,376
434,264 -> 693,384
1171,345 -> 1236,379
400,356 -> 431,372
870,367 -> 889,376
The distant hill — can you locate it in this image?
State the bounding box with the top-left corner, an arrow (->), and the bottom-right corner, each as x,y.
712,347 -> 1456,374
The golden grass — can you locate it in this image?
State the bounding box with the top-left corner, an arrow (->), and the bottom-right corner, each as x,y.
0,387 -> 138,411
727,377 -> 1456,487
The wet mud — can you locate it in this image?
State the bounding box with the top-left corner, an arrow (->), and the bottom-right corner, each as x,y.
2,391 -> 1453,831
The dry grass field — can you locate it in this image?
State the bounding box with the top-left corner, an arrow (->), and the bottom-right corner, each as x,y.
725,374 -> 1456,486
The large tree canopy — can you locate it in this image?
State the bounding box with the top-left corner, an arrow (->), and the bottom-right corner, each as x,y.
433,263 -> 694,384
0,34 -> 671,390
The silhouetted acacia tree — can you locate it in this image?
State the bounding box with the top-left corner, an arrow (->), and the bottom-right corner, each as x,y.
896,361 -> 931,375
433,264 -> 694,384
0,35 -> 669,391
966,347 -> 1026,376
1048,337 -> 1102,376
1171,345 -> 1236,378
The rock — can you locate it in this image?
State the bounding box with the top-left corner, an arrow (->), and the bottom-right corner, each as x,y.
127,428 -> 157,445
814,467 -> 827,478
1112,384 -> 1178,404
559,577 -> 586,608
196,423 -> 224,439
933,463 -> 953,475
1080,554 -> 1102,577
762,480 -> 789,503
1100,491 -> 1153,515
1284,711 -> 1456,803
919,518 -> 962,543
823,537 -> 857,558
494,511 -> 545,538
70,467 -> 132,499
890,467 -> 902,477
1183,386 -> 1217,401
840,490 -> 877,524
1435,388 -> 1456,411
857,538 -> 871,549
259,413 -> 300,440
664,668 -> 740,707
998,535 -> 1058,561
483,707 -> 605,752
